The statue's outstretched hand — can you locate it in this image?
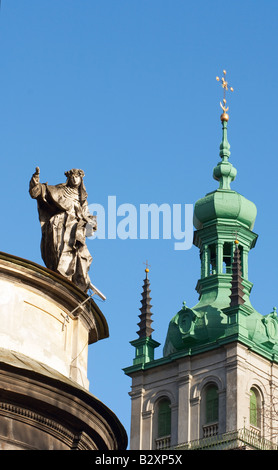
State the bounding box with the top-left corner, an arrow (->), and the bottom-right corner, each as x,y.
32,166 -> 40,184
29,166 -> 41,198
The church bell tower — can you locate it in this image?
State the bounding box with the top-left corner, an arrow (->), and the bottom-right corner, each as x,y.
124,71 -> 278,450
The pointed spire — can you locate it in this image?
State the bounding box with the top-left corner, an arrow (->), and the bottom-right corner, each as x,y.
137,264 -> 154,338
229,241 -> 245,307
126,262 -> 160,368
213,70 -> 237,190
219,118 -> 231,160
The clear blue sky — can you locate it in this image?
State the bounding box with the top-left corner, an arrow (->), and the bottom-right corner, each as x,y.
0,0 -> 278,446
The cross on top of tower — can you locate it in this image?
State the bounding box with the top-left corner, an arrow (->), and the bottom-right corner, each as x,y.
143,260 -> 151,276
216,70 -> 234,120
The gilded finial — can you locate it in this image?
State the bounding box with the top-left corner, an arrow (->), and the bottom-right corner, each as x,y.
143,260 -> 151,276
216,70 -> 234,121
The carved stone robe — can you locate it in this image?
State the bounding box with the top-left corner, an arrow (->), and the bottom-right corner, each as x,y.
29,178 -> 96,292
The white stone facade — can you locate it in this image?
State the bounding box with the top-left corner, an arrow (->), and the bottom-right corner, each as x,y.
0,278 -> 90,388
128,342 -> 278,450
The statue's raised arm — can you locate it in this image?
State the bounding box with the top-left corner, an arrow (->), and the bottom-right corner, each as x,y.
29,167 -> 97,292
29,167 -> 42,199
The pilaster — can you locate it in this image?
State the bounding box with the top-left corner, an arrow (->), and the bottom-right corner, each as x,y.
129,388 -> 144,450
177,374 -> 192,444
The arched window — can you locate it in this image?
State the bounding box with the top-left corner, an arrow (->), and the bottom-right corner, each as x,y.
205,385 -> 219,424
157,398 -> 171,438
202,384 -> 219,438
250,388 -> 261,430
201,383 -> 219,437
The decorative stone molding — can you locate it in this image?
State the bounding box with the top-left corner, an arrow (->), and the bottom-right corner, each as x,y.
0,349 -> 127,450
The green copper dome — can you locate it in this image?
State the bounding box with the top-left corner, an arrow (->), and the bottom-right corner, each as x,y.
194,189 -> 257,231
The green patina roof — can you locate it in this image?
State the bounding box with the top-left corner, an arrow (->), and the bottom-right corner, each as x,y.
193,189 -> 257,231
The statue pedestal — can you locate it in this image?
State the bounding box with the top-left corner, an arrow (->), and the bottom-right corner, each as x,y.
0,252 -> 109,390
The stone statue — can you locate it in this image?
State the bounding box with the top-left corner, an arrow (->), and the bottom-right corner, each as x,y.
29,167 -> 97,292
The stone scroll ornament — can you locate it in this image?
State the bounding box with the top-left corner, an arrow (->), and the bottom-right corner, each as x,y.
29,167 -> 97,292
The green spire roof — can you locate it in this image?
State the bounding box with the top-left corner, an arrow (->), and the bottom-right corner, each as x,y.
213,117 -> 237,190
193,115 -> 257,231
163,79 -> 278,364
